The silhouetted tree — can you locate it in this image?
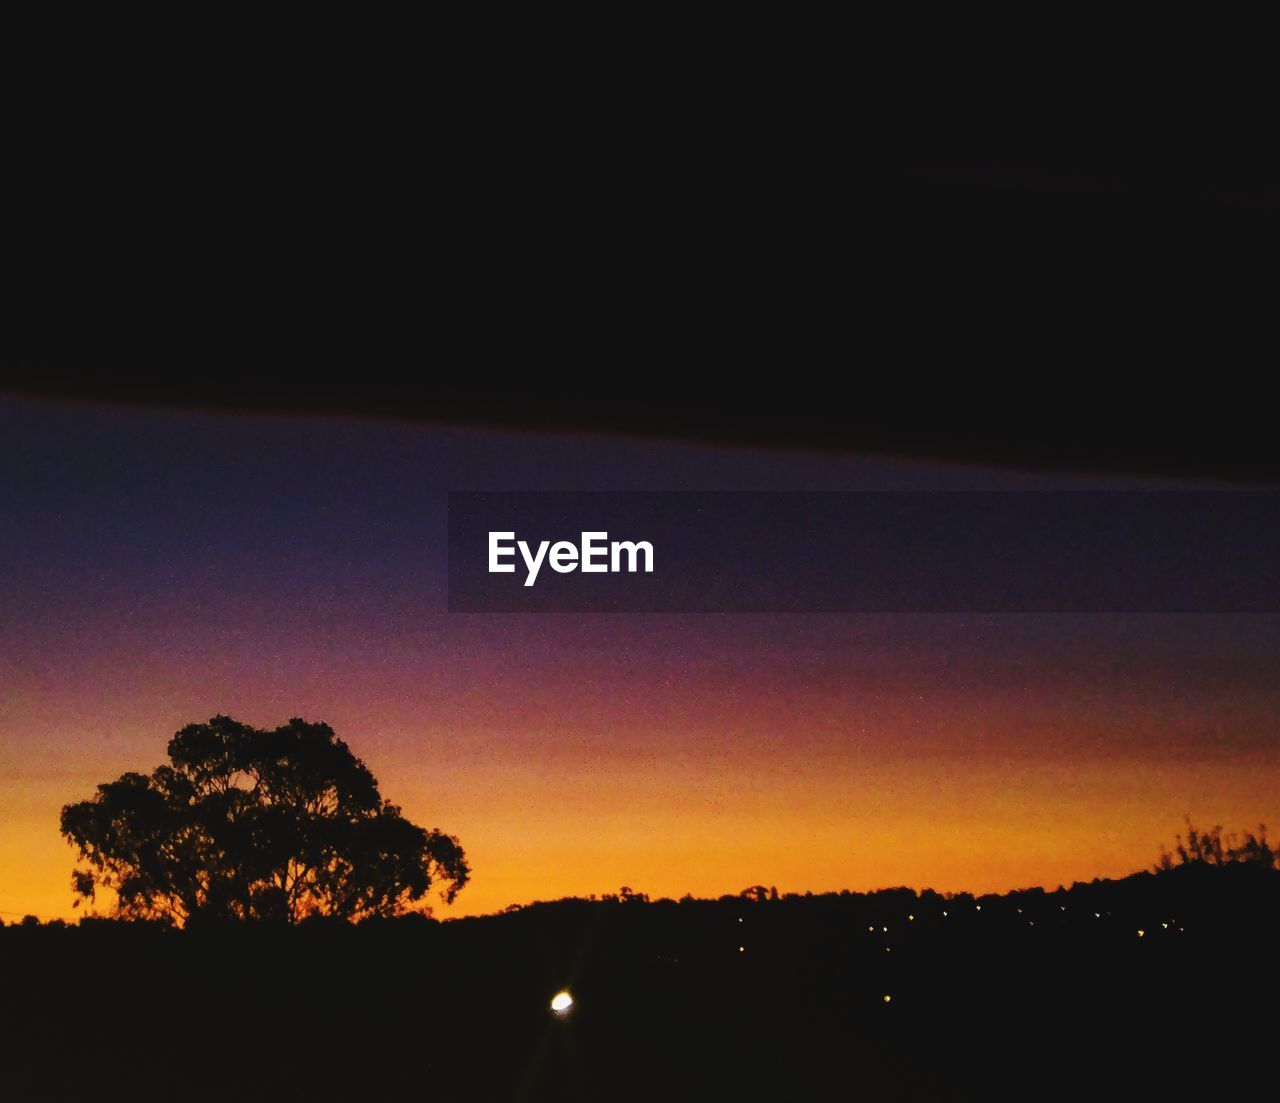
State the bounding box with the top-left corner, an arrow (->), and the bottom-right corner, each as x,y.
60,715 -> 469,925
1156,817 -> 1277,871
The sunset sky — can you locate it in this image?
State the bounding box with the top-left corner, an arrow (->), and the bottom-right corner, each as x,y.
2,396 -> 1278,922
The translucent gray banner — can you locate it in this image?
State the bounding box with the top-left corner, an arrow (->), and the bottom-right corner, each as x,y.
448,492 -> 1280,613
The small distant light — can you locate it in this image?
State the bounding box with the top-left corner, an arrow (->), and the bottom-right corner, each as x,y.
885,946 -> 891,952
869,926 -> 875,932
883,994 -> 892,1004
908,914 -> 914,921
1162,922 -> 1168,929
1137,929 -> 1145,938
942,910 -> 948,917
1029,921 -> 1035,927
1094,913 -> 1100,919
738,946 -> 745,952
1060,906 -> 1066,911
738,917 -> 743,923
975,905 -> 981,911
1016,908 -> 1022,914
551,991 -> 574,1015
882,926 -> 888,932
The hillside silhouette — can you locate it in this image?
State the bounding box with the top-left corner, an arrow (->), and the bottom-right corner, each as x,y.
7,718 -> 1276,1098
3,845 -> 1276,1101
5,716 -> 1274,1103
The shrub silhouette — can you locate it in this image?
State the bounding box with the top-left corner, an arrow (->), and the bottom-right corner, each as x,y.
1156,816 -> 1277,871
60,715 -> 468,924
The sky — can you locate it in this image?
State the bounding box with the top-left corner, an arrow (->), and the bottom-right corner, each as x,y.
2,396 -> 1278,922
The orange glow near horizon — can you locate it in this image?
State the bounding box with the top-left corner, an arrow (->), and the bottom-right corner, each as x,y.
4,689 -> 1278,923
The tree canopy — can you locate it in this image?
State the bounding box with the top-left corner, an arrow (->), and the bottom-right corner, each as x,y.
60,716 -> 469,925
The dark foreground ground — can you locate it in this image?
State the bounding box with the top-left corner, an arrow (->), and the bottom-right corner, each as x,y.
2,863 -> 1275,1101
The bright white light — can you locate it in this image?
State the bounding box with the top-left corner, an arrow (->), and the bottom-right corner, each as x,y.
738,945 -> 745,952
551,991 -> 574,1014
